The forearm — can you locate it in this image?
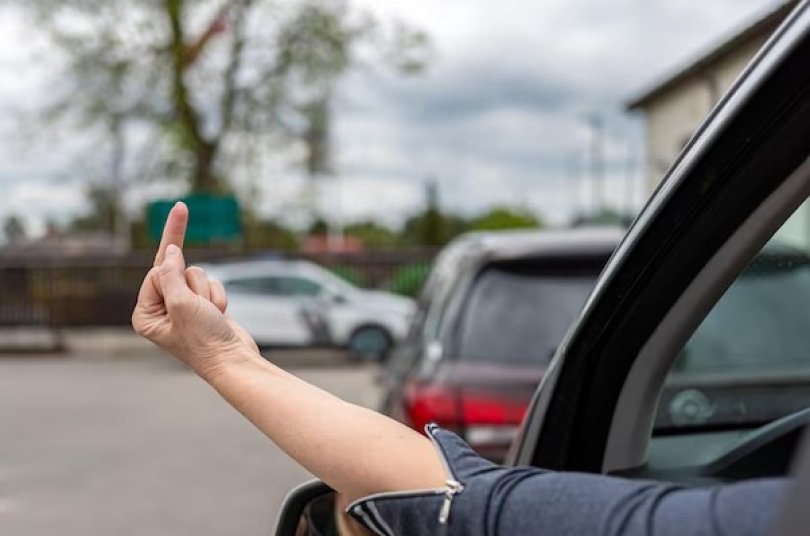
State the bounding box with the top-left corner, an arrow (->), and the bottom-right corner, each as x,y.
203,350 -> 446,502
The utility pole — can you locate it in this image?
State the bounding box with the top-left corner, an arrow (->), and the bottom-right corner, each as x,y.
587,114 -> 604,214
624,140 -> 636,218
566,154 -> 581,225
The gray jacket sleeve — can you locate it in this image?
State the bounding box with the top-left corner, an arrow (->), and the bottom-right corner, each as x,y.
346,424 -> 787,536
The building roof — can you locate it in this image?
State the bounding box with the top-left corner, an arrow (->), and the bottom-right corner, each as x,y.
626,1 -> 797,110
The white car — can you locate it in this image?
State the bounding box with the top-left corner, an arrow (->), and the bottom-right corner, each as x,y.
201,259 -> 415,360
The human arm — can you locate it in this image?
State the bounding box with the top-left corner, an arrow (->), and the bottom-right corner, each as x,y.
348,425 -> 788,536
134,204 -> 788,535
131,203 -> 445,504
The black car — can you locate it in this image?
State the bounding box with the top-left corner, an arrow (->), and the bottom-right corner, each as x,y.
276,1 -> 810,533
380,228 -> 623,461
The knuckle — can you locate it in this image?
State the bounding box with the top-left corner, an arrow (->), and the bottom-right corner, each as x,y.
158,263 -> 176,278
168,295 -> 195,314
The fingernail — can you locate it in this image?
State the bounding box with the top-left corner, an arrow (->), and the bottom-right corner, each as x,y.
166,244 -> 179,256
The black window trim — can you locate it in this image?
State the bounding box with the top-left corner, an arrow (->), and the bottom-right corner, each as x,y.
512,0 -> 810,473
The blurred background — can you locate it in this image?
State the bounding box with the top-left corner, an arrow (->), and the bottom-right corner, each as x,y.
0,0 -> 798,534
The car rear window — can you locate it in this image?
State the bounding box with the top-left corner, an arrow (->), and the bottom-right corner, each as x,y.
453,259 -> 603,365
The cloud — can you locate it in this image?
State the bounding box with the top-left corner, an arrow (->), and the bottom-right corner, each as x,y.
0,0 -> 784,234
328,0 -> 779,224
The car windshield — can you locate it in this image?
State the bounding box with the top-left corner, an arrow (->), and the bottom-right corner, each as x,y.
454,261 -> 602,365
309,265 -> 359,296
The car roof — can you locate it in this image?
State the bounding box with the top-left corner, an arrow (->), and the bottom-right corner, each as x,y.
439,227 -> 624,267
199,259 -> 324,281
417,227 -> 624,326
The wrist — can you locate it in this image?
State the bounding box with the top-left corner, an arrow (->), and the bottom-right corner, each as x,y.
195,344 -> 266,384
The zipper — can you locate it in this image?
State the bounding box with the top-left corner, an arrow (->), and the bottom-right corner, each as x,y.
438,478 -> 463,524
347,424 -> 466,525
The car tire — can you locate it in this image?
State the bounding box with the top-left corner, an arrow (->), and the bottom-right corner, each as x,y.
347,326 -> 393,362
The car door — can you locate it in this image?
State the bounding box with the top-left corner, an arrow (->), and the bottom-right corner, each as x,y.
224,276 -> 315,347
511,0 -> 810,479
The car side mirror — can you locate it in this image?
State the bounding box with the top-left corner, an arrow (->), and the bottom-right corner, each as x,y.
274,480 -> 334,535
275,481 -> 370,536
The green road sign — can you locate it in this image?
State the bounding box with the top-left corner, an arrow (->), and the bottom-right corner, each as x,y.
147,195 -> 242,245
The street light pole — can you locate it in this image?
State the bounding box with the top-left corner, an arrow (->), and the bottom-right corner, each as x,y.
587,114 -> 604,215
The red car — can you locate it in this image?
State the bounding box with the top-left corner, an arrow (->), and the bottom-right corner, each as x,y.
380,228 -> 623,461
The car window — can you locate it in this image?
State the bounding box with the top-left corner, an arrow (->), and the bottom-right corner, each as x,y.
453,260 -> 603,365
655,201 -> 810,433
224,277 -> 281,295
224,276 -> 321,297
274,277 -> 322,296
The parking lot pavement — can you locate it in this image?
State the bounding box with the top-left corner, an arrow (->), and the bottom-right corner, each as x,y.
0,347 -> 382,536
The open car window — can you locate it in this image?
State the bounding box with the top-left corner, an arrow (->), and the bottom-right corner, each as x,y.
635,199 -> 810,480
655,200 -> 810,433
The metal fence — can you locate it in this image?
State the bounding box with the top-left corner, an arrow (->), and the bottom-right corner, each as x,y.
0,250 -> 436,329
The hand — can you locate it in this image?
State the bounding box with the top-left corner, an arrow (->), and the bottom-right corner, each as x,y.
131,202 -> 260,379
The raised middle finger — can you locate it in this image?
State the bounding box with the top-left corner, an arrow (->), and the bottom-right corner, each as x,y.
154,201 -> 189,267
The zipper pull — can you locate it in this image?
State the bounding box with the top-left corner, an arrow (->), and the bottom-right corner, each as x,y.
438,479 -> 464,525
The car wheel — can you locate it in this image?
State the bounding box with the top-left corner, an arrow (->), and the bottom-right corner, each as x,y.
347,326 -> 392,362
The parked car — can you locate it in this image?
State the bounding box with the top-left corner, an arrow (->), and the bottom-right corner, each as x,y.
276,2 -> 810,533
202,260 -> 415,359
380,228 -> 624,461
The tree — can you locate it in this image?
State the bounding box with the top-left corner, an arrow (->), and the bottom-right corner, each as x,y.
470,206 -> 542,231
400,211 -> 469,247
400,180 -> 469,246
20,0 -> 431,196
344,221 -> 398,249
570,208 -> 633,228
2,215 -> 27,244
243,218 -> 299,250
67,183 -> 122,233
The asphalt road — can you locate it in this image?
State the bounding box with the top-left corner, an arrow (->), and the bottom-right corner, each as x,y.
0,348 -> 382,536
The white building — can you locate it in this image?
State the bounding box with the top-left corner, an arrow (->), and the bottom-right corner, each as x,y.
626,1 -> 808,249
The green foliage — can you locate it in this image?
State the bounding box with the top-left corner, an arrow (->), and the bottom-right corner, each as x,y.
344,221 -> 398,249
571,208 -> 633,228
244,219 -> 299,250
67,183 -> 121,233
470,206 -> 542,231
385,262 -> 432,297
327,265 -> 367,287
130,218 -> 151,250
400,211 -> 469,246
308,217 -> 330,236
242,208 -> 299,250
399,180 -> 469,246
19,0 -> 432,194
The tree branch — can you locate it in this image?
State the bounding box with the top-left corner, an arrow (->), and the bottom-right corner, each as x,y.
217,0 -> 254,147
165,0 -> 207,152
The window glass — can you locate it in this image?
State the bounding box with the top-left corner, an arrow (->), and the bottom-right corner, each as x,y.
225,277 -> 281,294
656,201 -> 810,432
224,276 -> 320,296
275,277 -> 322,296
454,262 -> 602,365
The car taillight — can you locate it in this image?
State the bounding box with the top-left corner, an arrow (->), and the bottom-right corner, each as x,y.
402,383 -> 528,453
403,383 -> 460,432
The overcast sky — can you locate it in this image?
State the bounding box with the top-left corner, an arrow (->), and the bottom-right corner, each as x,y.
0,0 -> 782,236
